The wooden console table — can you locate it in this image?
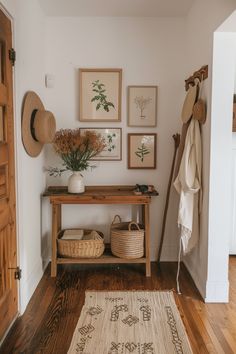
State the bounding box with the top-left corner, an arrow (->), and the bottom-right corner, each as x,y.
43,185 -> 158,277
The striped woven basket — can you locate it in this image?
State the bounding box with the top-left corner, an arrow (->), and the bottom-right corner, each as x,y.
110,215 -> 144,259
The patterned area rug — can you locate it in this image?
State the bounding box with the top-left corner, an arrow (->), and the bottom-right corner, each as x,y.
68,291 -> 193,354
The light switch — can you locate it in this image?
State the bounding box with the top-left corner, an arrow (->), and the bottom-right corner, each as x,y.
45,74 -> 55,88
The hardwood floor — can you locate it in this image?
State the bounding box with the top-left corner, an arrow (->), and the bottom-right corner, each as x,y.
1,258 -> 236,354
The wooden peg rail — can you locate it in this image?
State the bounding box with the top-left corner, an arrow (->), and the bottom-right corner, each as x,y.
174,65 -> 209,178
185,65 -> 208,91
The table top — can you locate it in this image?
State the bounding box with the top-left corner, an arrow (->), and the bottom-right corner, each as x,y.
43,185 -> 158,204
44,185 -> 158,196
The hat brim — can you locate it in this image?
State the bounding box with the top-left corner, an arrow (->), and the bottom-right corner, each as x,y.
22,91 -> 45,157
181,85 -> 198,123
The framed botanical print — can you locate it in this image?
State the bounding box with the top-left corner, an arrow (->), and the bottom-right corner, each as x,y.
79,68 -> 122,122
128,86 -> 158,127
128,133 -> 157,169
80,128 -> 122,161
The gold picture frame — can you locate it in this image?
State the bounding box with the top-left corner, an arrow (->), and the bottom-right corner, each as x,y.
79,68 -> 122,122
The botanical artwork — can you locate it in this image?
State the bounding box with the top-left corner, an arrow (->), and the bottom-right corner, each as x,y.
80,128 -> 122,161
79,69 -> 122,122
91,80 -> 115,112
107,132 -> 116,152
128,134 -> 156,169
134,96 -> 152,119
128,86 -> 157,127
135,143 -> 150,162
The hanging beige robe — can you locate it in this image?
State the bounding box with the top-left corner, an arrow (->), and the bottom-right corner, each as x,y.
174,118 -> 202,254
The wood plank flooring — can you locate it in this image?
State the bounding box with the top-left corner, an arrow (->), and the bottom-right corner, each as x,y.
1,258 -> 236,353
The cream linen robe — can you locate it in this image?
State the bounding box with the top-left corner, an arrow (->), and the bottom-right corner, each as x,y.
174,118 -> 202,254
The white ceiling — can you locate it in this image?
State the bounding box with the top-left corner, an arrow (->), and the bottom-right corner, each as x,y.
39,0 -> 194,17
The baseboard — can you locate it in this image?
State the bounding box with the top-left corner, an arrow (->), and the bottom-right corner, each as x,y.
183,258 -> 229,303
205,280 -> 229,303
183,259 -> 206,300
19,259 -> 44,314
42,248 -> 51,271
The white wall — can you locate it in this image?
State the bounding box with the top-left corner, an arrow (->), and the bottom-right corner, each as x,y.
43,17 -> 187,261
0,0 -> 47,312
183,0 -> 236,301
230,135 -> 236,254
207,31 -> 236,302
230,62 -> 236,254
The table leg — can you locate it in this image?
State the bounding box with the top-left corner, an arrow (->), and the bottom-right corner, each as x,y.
141,205 -> 145,225
57,204 -> 62,231
51,203 -> 59,277
144,204 -> 151,277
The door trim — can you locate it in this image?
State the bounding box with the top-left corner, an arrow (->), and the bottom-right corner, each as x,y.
0,1 -> 20,329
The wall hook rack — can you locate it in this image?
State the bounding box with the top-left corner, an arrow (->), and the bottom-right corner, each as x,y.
185,65 -> 208,91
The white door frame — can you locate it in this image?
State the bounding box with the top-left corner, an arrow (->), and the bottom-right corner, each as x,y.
206,26 -> 236,302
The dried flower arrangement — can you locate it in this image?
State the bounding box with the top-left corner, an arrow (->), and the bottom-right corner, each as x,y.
48,129 -> 106,176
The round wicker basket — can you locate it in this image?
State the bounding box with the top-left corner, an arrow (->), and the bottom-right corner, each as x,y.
110,215 -> 144,259
58,229 -> 105,258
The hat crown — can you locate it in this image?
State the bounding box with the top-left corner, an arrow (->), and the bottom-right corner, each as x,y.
34,110 -> 56,143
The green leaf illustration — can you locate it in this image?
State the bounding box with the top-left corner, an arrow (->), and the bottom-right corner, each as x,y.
106,133 -> 116,152
91,80 -> 115,112
135,143 -> 150,162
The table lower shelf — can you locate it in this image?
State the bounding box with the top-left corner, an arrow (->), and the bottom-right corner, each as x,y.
56,244 -> 148,265
57,254 -> 147,264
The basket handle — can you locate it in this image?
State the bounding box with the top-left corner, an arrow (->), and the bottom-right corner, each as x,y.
112,215 -> 122,225
128,222 -> 141,231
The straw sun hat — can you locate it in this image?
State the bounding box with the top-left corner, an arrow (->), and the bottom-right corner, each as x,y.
22,91 -> 56,157
181,84 -> 198,123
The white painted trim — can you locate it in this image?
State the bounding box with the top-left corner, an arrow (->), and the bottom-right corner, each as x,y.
185,258 -> 229,303
229,136 -> 236,254
19,260 -> 44,314
206,30 -> 236,303
0,2 -> 13,19
205,280 -> 229,303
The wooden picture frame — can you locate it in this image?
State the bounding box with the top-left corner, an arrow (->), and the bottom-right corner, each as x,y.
79,68 -> 122,122
128,86 -> 157,127
80,128 -> 122,161
128,133 -> 157,169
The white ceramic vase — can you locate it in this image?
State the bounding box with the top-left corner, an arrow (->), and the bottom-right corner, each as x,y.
68,171 -> 85,193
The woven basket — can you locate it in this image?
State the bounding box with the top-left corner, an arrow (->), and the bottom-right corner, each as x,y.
110,215 -> 144,259
58,229 -> 105,258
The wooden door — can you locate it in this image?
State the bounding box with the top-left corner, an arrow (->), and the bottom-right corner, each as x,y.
0,9 -> 18,340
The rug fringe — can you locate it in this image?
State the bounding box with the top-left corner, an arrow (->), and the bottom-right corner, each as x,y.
85,289 -> 177,294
